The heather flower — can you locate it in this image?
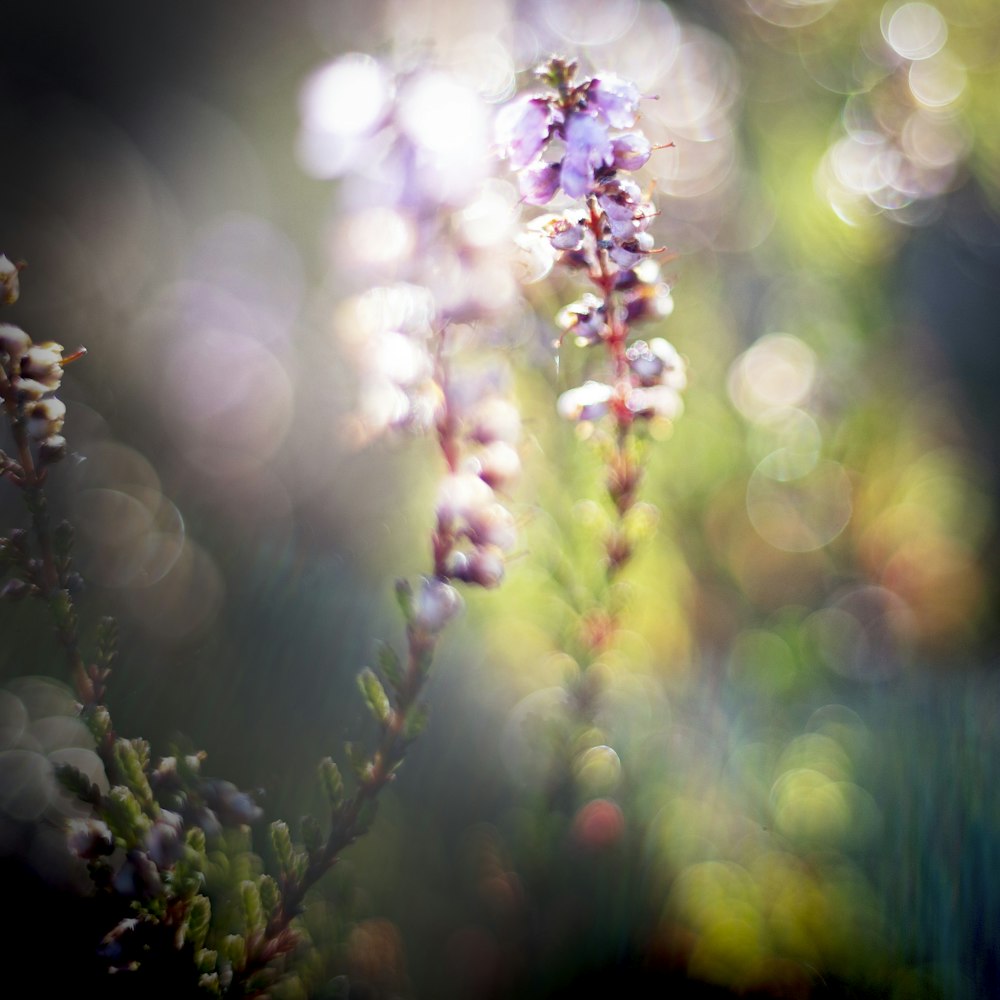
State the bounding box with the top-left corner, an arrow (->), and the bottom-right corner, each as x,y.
413,576 -> 463,633
561,113 -> 613,198
0,255 -> 19,305
26,396 -> 66,440
587,74 -> 642,129
557,294 -> 606,347
144,810 -> 185,868
557,381 -> 614,422
468,440 -> 521,490
612,133 -> 652,171
436,472 -> 495,527
466,396 -> 521,447
0,323 -> 30,361
68,817 -> 115,859
495,97 -> 554,170
518,160 -> 561,205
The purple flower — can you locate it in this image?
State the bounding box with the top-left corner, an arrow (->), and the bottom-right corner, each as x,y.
414,577 -> 464,632
495,96 -> 553,170
561,113 -> 613,198
556,381 -> 614,422
612,133 -> 652,171
587,75 -> 642,129
518,160 -> 561,205
557,294 -> 606,346
609,232 -> 654,268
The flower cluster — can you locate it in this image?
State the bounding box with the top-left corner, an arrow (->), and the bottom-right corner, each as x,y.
305,56 -> 523,603
429,370 -> 521,601
497,59 -> 686,429
0,256 -> 71,465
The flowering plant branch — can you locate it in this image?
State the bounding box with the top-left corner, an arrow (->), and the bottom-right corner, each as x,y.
497,56 -> 685,728
1,238 -> 517,994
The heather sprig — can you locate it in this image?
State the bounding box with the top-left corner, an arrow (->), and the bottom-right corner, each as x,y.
498,56 -> 686,758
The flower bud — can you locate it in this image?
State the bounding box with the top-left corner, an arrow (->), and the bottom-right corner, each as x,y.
26,397 -> 66,439
436,472 -> 494,525
557,381 -> 613,422
465,545 -> 505,588
0,323 -> 30,363
557,294 -> 606,347
469,440 -> 521,489
450,545 -> 505,588
39,434 -> 68,464
21,342 -> 64,391
145,810 -> 185,868
0,256 -> 20,306
413,576 -> 463,632
467,397 -> 521,446
626,383 -> 683,421
466,501 -> 517,552
68,818 -> 115,859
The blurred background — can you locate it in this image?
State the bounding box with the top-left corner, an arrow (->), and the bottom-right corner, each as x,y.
1,0 -> 999,997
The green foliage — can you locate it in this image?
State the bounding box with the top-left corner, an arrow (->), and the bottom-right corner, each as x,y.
318,757 -> 344,809
356,667 -> 391,727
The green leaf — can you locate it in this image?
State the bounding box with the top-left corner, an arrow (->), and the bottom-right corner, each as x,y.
318,757 -> 344,809
113,739 -> 155,811
301,814 -> 323,856
85,704 -> 112,746
270,820 -> 295,878
186,826 -> 207,860
357,668 -> 392,727
195,947 -> 218,975
187,895 -> 212,952
404,702 -> 430,742
258,874 -> 280,919
394,578 -> 413,623
95,616 -> 119,673
106,785 -> 150,844
376,641 -> 404,691
221,933 -> 246,971
344,742 -> 370,780
241,880 -> 264,936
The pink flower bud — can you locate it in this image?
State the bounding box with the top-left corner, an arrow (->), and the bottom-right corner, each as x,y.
464,545 -> 505,588
611,133 -> 652,171
414,576 -> 464,632
470,440 -> 521,489
436,472 -> 494,525
467,397 -> 521,445
466,501 -> 517,552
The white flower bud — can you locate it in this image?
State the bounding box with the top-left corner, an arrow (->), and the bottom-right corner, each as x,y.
469,440 -> 521,489
466,501 -> 517,552
627,384 -> 683,421
467,396 -> 521,445
436,472 -> 494,525
556,381 -> 613,422
0,323 -> 31,363
21,342 -> 64,390
26,397 -> 66,440
649,338 -> 686,391
413,576 -> 464,632
465,545 -> 505,588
